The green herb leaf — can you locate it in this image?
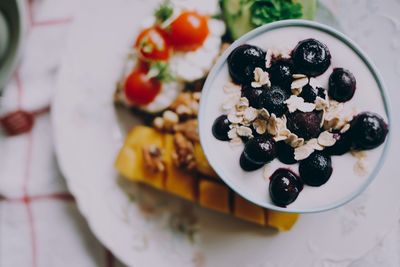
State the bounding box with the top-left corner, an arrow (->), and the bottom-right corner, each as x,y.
154,1 -> 174,23
148,61 -> 175,82
242,0 -> 303,27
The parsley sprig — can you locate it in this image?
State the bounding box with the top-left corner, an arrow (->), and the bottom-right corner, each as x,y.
241,0 -> 303,26
154,1 -> 174,24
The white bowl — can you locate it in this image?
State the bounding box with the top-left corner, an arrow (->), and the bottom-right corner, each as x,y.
199,20 -> 392,213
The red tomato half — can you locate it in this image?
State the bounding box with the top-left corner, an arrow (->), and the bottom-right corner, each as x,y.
169,11 -> 209,52
135,27 -> 171,61
124,67 -> 161,105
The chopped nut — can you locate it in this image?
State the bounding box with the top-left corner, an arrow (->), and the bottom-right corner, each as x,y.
236,126 -> 253,138
251,67 -> 271,88
286,133 -> 304,148
267,114 -> 287,136
265,49 -> 273,68
252,119 -> 267,135
192,92 -> 201,101
163,110 -> 179,129
153,117 -> 164,130
142,145 -> 165,173
236,97 -> 250,111
292,74 -> 307,79
285,95 -> 315,113
259,108 -> 270,119
317,131 -> 336,147
227,112 -> 243,124
340,123 -> 350,133
243,107 -> 258,122
227,127 -> 238,139
170,92 -> 199,117
173,119 -> 199,142
176,104 -> 193,116
308,138 -> 324,151
291,77 -> 308,90
294,144 -> 314,161
172,132 -> 196,170
315,96 -> 328,111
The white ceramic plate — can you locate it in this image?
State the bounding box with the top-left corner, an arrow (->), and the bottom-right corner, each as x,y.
52,0 -> 400,266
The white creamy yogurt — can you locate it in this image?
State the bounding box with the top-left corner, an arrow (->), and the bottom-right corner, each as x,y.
199,24 -> 390,212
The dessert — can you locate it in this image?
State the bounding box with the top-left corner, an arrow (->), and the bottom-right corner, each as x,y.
114,1 -> 306,229
205,27 -> 389,209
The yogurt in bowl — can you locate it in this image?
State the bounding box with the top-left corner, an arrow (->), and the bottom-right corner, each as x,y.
198,20 -> 391,213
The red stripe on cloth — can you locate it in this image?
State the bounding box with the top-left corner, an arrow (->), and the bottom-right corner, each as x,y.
27,0 -> 73,28
22,132 -> 38,267
0,192 -> 75,203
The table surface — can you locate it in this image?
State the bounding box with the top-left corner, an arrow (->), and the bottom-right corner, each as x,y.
0,0 -> 399,266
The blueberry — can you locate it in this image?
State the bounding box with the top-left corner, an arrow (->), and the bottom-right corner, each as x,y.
228,44 -> 266,84
276,141 -> 297,164
240,153 -> 264,171
324,131 -> 352,156
328,68 -> 356,102
260,85 -> 289,117
269,168 -> 303,207
299,152 -> 333,186
241,84 -> 264,109
268,60 -> 293,88
241,136 -> 276,166
292,39 -> 331,77
299,84 -> 326,103
212,115 -> 231,141
286,111 -> 322,140
350,112 -> 389,150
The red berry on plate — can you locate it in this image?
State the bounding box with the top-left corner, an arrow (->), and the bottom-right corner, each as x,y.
169,11 -> 209,52
135,27 -> 171,61
124,67 -> 161,106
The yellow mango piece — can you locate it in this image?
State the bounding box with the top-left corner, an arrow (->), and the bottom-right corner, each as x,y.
124,126 -> 162,147
193,143 -> 218,178
198,179 -> 229,213
164,134 -> 197,201
234,195 -> 266,225
115,146 -> 137,179
266,210 -> 299,231
115,126 -> 165,190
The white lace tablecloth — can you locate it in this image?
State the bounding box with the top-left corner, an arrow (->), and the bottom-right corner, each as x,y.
0,0 -> 399,266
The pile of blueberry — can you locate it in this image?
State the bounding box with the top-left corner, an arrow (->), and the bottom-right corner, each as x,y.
212,39 -> 389,207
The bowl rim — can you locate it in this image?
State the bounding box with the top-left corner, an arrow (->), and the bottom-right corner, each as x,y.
0,0 -> 26,92
198,19 -> 392,214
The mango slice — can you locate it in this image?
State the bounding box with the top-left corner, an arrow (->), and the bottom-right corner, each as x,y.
266,210 -> 299,231
164,134 -> 197,201
234,195 -> 266,225
198,179 -> 229,213
193,143 -> 218,178
115,126 -> 165,189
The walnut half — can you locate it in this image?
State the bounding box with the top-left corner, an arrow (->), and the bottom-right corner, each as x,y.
142,145 -> 165,173
172,132 -> 197,171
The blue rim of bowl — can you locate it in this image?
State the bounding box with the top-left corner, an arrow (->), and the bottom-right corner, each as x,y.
0,0 -> 25,92
199,19 -> 392,214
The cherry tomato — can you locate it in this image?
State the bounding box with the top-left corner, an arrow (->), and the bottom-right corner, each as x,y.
124,67 -> 161,105
169,11 -> 209,51
135,27 -> 171,61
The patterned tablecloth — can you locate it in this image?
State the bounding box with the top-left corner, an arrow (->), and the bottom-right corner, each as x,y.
0,0 -> 399,266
